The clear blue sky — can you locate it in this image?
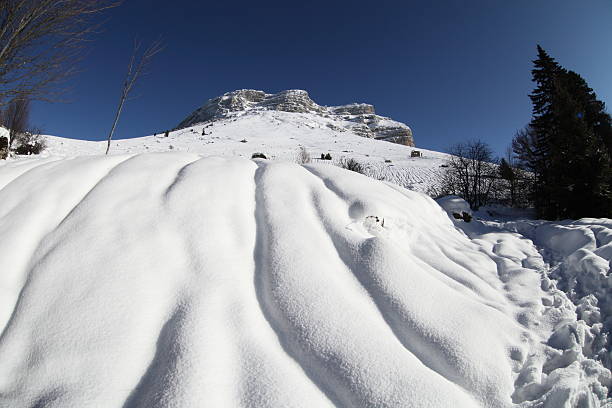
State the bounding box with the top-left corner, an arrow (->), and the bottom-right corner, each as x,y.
31,0 -> 612,155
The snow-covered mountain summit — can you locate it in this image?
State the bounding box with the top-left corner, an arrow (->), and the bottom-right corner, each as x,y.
176,89 -> 414,146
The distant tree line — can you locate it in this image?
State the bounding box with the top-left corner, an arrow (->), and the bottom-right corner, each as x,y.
442,46 -> 612,219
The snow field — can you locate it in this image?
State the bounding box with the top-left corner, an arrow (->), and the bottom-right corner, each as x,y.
40,110 -> 448,193
0,154 -> 609,407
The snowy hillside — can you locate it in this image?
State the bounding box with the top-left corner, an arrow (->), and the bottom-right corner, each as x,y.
176,89 -> 414,146
0,154 -> 609,407
42,109 -> 447,192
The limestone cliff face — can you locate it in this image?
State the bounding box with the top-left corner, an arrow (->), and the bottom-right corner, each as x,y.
177,89 -> 414,146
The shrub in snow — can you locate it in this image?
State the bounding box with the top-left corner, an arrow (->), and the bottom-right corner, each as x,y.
324,153 -> 332,160
296,146 -> 311,164
0,136 -> 8,159
13,131 -> 46,155
251,152 -> 267,159
164,130 -> 169,137
239,139 -> 247,143
339,157 -> 364,174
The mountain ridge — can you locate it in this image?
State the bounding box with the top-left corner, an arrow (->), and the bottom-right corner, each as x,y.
176,89 -> 415,146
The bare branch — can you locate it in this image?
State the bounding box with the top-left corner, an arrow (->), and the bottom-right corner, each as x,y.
105,37 -> 163,155
0,0 -> 121,104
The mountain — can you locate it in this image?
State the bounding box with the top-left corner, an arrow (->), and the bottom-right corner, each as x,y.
176,89 -> 414,146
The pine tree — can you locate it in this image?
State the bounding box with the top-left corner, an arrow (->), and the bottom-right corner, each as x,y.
524,46 -> 565,217
515,46 -> 612,219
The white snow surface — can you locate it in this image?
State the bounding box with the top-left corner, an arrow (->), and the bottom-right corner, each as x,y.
0,154 -> 610,407
40,110 -> 446,193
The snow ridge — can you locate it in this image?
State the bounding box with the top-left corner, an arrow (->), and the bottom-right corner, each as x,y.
0,154 -> 609,407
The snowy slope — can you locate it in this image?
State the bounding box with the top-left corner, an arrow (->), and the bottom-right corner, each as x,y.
176,89 -> 414,146
0,154 -> 609,407
41,110 -> 447,193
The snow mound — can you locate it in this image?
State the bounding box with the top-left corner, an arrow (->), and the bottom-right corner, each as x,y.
436,195 -> 472,217
0,154 -> 609,407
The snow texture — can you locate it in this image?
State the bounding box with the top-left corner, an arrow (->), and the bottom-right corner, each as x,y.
0,154 -> 609,407
503,219 -> 612,374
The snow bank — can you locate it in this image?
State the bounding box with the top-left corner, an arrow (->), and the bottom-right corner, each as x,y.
0,155 -> 609,407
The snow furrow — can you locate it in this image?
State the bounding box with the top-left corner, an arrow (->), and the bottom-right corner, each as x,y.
302,166 -> 480,402
0,154 -> 609,407
0,154 -> 135,336
252,161 -> 339,407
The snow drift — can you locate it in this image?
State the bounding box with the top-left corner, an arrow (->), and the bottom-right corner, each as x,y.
0,154 -> 609,407
504,219 -> 612,372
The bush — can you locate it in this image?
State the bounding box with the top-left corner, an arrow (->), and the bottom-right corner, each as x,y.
252,152 -> 267,159
339,157 -> 365,174
0,136 -> 8,159
13,130 -> 46,155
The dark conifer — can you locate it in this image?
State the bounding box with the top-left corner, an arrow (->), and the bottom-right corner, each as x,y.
515,46 -> 612,218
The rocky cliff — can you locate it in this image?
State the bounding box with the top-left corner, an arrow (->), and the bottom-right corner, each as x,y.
177,89 -> 414,146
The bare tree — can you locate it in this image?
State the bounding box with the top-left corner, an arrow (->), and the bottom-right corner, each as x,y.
442,140 -> 498,210
2,96 -> 29,148
105,39 -> 162,155
0,0 -> 120,103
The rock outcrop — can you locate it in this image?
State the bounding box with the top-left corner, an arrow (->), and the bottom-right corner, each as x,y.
177,89 -> 414,146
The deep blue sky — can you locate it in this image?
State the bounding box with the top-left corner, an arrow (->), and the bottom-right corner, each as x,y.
31,0 -> 612,155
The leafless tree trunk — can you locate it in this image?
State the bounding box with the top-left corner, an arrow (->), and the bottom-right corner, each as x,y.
2,96 -> 29,148
105,39 -> 162,155
0,0 -> 120,104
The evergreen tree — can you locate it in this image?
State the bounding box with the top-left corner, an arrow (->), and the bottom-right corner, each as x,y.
514,46 -> 612,219
498,158 -> 516,206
